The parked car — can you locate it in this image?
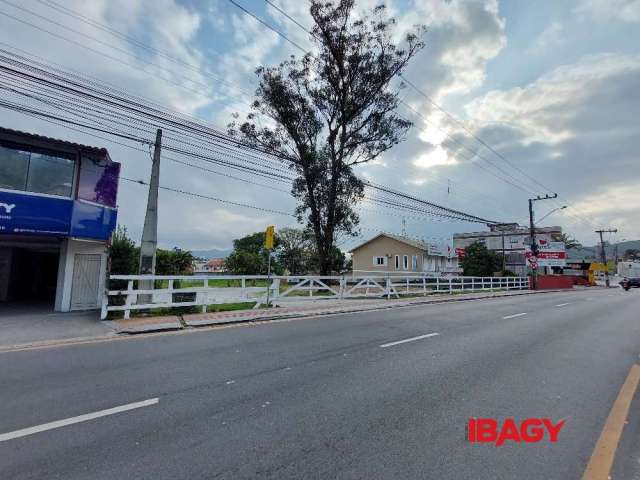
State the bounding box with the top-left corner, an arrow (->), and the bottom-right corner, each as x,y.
619,277 -> 640,291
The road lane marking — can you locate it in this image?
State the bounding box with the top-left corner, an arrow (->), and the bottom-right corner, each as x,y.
380,332 -> 439,348
581,364 -> 640,480
503,313 -> 527,319
555,303 -> 570,307
0,398 -> 159,442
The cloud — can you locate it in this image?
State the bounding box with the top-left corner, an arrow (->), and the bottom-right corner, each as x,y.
2,0 -> 637,250
574,0 -> 640,23
527,21 -> 563,54
458,53 -> 640,241
413,145 -> 458,169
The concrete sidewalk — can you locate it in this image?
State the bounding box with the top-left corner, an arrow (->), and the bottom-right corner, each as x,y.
0,304 -> 117,350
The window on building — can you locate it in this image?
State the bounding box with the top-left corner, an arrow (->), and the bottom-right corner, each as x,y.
395,255 -> 399,269
0,145 -> 29,190
411,255 -> 418,270
403,255 -> 408,270
0,142 -> 75,197
26,152 -> 75,197
77,155 -> 119,207
373,256 -> 386,266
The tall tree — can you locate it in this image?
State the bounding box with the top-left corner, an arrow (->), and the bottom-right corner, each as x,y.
229,1 -> 424,274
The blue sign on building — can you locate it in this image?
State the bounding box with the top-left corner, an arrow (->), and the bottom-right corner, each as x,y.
0,190 -> 117,240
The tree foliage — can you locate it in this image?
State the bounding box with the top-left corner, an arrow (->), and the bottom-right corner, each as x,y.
460,242 -> 501,277
556,232 -> 582,250
109,225 -> 194,276
225,231 -> 284,275
277,227 -> 314,274
228,0 -> 424,274
109,225 -> 138,275
155,248 -> 194,275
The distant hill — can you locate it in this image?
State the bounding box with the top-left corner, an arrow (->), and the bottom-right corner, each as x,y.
191,248 -> 232,260
567,240 -> 640,261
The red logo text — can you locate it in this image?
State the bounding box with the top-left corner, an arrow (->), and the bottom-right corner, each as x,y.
467,418 -> 565,446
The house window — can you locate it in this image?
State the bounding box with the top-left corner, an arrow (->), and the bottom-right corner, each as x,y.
373,256 -> 387,266
411,255 -> 418,270
403,255 -> 408,270
395,255 -> 400,269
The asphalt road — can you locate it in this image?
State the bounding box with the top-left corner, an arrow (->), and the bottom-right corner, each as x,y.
1,289 -> 639,479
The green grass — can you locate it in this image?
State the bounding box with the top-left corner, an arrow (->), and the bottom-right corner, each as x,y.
106,301 -> 266,320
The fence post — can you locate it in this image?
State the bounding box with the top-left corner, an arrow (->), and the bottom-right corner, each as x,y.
124,279 -> 134,320
386,277 -> 391,299
449,278 -> 453,294
101,292 -> 108,320
340,276 -> 345,299
423,277 -> 426,296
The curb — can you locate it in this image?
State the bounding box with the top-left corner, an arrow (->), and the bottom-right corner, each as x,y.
0,288 -> 590,352
0,333 -> 118,354
125,287 -> 579,332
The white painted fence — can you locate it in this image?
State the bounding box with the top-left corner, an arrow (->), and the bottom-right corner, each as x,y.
102,274 -> 530,319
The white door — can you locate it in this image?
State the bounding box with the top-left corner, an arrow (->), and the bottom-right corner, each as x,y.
70,254 -> 101,310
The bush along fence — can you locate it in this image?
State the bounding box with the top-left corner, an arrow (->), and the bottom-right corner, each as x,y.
102,274 -> 530,320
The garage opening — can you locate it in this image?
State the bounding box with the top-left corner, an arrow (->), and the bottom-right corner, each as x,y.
0,237 -> 61,308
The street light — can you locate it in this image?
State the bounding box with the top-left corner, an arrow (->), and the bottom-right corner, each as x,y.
536,205 -> 567,225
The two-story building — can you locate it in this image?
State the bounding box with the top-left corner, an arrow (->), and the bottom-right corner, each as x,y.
453,223 -> 563,276
0,127 -> 120,311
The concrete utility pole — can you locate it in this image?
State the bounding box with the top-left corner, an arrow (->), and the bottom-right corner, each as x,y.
528,194 -> 558,290
138,128 -> 162,304
595,228 -> 617,287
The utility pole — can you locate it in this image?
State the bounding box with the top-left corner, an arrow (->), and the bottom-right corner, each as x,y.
528,194 -> 558,290
138,128 -> 162,304
501,230 -> 506,273
595,228 -> 617,287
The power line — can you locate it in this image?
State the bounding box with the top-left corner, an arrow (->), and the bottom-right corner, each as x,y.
264,0 -> 313,39
120,177 -> 296,217
0,49 -> 501,225
227,0 -> 307,54
400,75 -> 556,195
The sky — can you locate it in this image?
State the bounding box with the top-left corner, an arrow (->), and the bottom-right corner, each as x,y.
0,0 -> 639,251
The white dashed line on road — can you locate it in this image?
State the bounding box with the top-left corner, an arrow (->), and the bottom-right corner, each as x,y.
380,332 -> 440,348
503,313 -> 527,319
0,398 -> 159,442
556,303 -> 570,307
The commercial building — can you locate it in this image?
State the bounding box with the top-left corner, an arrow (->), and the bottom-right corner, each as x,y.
349,233 -> 460,275
0,128 -> 119,311
453,223 -> 563,276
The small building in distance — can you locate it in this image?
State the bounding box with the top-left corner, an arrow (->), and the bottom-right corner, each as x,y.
453,223 -> 563,276
193,257 -> 227,273
349,233 -> 459,275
